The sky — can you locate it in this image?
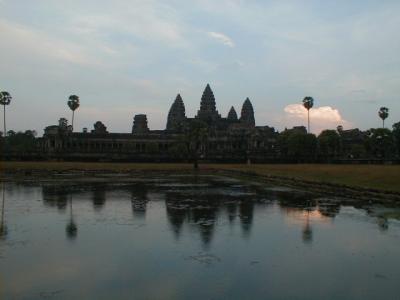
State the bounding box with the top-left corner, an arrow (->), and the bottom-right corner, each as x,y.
0,0 -> 399,135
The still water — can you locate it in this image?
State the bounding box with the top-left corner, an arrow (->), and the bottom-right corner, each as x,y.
0,174 -> 399,300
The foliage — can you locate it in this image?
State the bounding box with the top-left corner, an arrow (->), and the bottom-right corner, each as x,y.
4,130 -> 37,152
184,120 -> 208,169
302,96 -> 314,110
58,118 -> 68,129
67,95 -> 80,111
348,144 -> 367,159
392,122 -> 400,156
378,107 -> 389,121
318,130 -> 340,158
0,91 -> 12,106
287,132 -> 317,161
368,128 -> 394,158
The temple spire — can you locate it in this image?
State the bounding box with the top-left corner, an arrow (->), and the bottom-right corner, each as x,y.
227,106 -> 238,121
196,84 -> 220,123
199,84 -> 216,113
166,93 -> 186,131
240,97 -> 255,127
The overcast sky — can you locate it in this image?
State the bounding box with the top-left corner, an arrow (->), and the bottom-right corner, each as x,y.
1,0 -> 399,135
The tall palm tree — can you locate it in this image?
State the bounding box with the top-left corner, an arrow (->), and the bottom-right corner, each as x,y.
378,107 -> 389,128
0,91 -> 12,138
302,96 -> 314,133
67,95 -> 80,131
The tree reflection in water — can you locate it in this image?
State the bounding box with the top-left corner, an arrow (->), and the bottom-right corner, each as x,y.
92,184 -> 106,211
378,217 -> 389,232
0,183 -> 7,239
131,184 -> 148,219
42,185 -> 69,210
239,200 -> 254,238
302,208 -> 313,244
36,176 -> 396,247
66,194 -> 77,240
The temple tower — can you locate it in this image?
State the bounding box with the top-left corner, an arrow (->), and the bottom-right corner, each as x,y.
196,84 -> 221,124
227,106 -> 238,121
166,94 -> 186,131
240,98 -> 255,127
132,114 -> 149,134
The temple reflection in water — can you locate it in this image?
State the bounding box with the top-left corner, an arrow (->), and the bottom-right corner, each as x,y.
37,175 -> 389,247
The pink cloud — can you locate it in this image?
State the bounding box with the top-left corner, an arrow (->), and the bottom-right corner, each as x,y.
282,104 -> 352,134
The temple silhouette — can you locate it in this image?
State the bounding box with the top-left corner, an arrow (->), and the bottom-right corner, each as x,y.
41,84 -> 278,162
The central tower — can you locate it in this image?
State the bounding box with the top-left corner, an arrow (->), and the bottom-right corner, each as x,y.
196,84 -> 221,124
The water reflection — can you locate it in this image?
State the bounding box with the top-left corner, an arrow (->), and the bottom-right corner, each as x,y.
37,177 -> 399,244
0,183 -> 7,239
66,195 -> 78,240
92,185 -> 106,211
131,184 -> 148,219
1,176 -> 399,300
378,217 -> 389,231
302,209 -> 313,244
165,189 -> 258,248
42,184 -> 69,210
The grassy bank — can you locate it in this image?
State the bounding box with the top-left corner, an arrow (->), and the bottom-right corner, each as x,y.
1,161 -> 400,193
216,164 -> 400,193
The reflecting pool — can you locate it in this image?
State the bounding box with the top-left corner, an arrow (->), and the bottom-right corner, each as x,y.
0,175 -> 399,299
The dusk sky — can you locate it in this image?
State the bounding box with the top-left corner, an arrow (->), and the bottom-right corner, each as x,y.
1,0 -> 399,135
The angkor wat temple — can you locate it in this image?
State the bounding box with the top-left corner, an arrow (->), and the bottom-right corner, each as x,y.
42,84 -> 278,162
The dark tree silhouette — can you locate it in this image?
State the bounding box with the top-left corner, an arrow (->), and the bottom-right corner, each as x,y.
302,96 -> 314,133
368,128 -> 393,158
318,130 -> 341,159
393,122 -> 400,156
185,120 -> 208,169
0,91 -> 12,136
378,107 -> 389,128
67,95 -> 80,131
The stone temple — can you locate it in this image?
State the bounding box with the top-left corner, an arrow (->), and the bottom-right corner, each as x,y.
42,84 -> 278,162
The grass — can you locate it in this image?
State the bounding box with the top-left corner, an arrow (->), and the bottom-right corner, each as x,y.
216,164 -> 400,193
1,161 -> 400,193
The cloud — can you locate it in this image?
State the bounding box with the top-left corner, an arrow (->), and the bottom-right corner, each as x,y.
207,31 -> 235,47
282,104 -> 352,134
0,20 -> 102,66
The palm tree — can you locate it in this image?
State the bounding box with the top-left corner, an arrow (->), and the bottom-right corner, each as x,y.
378,107 -> 389,128
0,91 -> 12,138
302,96 -> 314,133
67,95 -> 80,131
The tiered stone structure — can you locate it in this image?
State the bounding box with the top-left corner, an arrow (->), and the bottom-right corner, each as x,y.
196,84 -> 221,125
166,94 -> 186,131
240,98 -> 255,127
42,84 -> 278,162
227,106 -> 238,121
132,114 -> 149,134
